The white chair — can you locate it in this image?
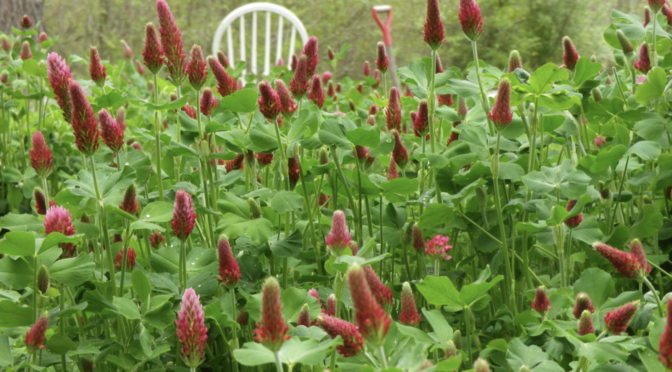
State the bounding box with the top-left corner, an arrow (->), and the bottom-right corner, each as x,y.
212,2 -> 309,78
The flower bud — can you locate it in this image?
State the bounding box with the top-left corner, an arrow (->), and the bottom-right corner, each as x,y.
616,30 -> 634,57
531,287 -> 551,314
249,198 -> 262,219
488,78 -> 513,129
217,235 -> 241,287
121,40 -> 133,58
562,36 -> 579,71
38,32 -> 48,43
508,50 -> 522,73
578,310 -> 595,336
297,303 -> 311,327
20,15 -> 33,29
37,265 -> 50,294
424,0 -> 445,50
20,41 -> 32,60
445,340 -> 457,359
474,358 -> 491,372
604,301 -> 639,335
635,42 -> 652,73
376,42 -> 389,73
591,88 -> 603,102
89,46 -> 106,86
399,282 -> 421,325
186,44 -> 208,91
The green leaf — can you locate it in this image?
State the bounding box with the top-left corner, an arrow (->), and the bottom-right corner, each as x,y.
45,335 -> 77,355
249,121 -> 279,152
639,348 -> 666,372
281,287 -> 321,322
422,308 -> 453,344
631,204 -> 663,239
39,232 -> 80,254
346,127 -> 380,148
220,89 -> 258,113
113,297 -> 141,320
578,342 -> 629,364
0,335 -> 13,367
233,342 -> 277,366
573,57 -> 603,86
0,213 -> 43,231
270,229 -> 303,258
0,300 -> 33,327
627,141 -> 661,161
435,357 -> 462,372
318,119 -> 351,149
270,191 -> 304,214
461,276 -> 504,306
49,254 -> 95,286
0,231 -> 36,256
137,201 -> 175,222
417,276 -> 463,307
381,178 -> 419,195
418,204 -> 454,229
635,67 -> 667,105
573,268 -> 614,309
522,160 -> 590,199
279,338 -> 340,366
590,145 -> 627,173
529,63 -> 569,95
507,338 -> 564,372
132,270 -> 151,308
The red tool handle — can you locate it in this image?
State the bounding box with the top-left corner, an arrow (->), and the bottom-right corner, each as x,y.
371,7 -> 393,46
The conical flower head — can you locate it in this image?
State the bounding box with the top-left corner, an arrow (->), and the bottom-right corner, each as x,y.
150,231 -> 166,248
629,239 -> 651,276
208,56 -> 237,97
578,310 -> 594,335
200,88 -> 218,116
474,358 -> 491,372
531,287 -> 551,314
354,145 -> 369,161
119,184 -> 139,215
347,264 -> 391,346
387,158 -> 399,181
297,304 -> 311,327
508,50 -> 522,73
459,0 -> 484,42
562,36 -> 579,71
44,205 -> 76,258
386,87 -> 402,131
564,199 -> 582,228
226,153 -> 245,172
615,30 -> 634,57
376,42 -> 389,73
364,266 -> 393,311
424,0 -> 445,50
115,248 -> 137,270
99,108 -> 125,154
186,44 -> 208,90
143,23 -> 164,74
217,235 -> 241,287
256,152 -> 274,167
258,80 -> 282,120
325,211 -> 352,255
290,55 -> 310,97
658,298 -> 672,368
308,74 -> 325,108
121,40 -> 133,58
20,41 -> 32,60
635,42 -> 652,73
649,0 -> 666,12
68,80 -> 100,156
438,93 -> 453,107
217,51 -> 230,68
254,277 -> 290,352
37,265 -> 50,294
20,15 -> 33,29
172,190 -> 197,241
34,187 -> 47,215
326,294 -> 337,317
593,242 -> 645,279
275,79 -> 297,117
308,288 -> 323,309
288,151 -> 301,189
301,36 -> 319,77
176,288 -> 208,369
412,225 -> 424,252
604,301 -> 639,335
30,131 -> 52,178
413,99 -> 429,137
399,282 -> 421,325
315,315 -> 365,357
389,131 -> 408,169
89,46 -> 106,87
47,53 -> 73,123
573,292 -> 595,319
488,78 -> 513,129
25,314 -> 49,351
156,0 -> 186,85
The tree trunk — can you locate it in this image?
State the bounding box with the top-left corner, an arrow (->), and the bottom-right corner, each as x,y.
0,0 -> 45,35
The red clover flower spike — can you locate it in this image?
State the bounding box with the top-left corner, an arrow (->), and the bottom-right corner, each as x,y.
578,310 -> 595,336
301,36 -> 319,78
258,80 -> 282,120
376,42 -> 389,73
508,50 -> 522,73
413,99 -> 430,137
172,190 -> 197,241
488,78 -> 513,129
531,287 -> 551,315
290,55 -> 310,97
89,46 -> 106,87
308,74 -> 325,109
658,298 -> 672,368
176,288 -> 208,369
30,131 -> 52,178
459,0 -> 484,42
47,53 -> 73,123
564,199 -> 583,228
25,314 -> 49,352
635,42 -> 652,73
143,23 -> 164,75
186,44 -> 208,91
275,79 -> 298,117
423,0 -> 445,50
208,56 -> 237,97
115,248 -> 137,270
44,206 -> 77,258
253,277 -> 290,352
98,109 -> 125,154
424,235 -> 452,261
364,266 -> 393,311
200,88 -> 218,116
217,235 -> 241,288
604,301 -> 639,335
325,210 -> 351,256
68,80 -> 100,156
119,184 -> 139,215
562,36 -> 579,71
347,263 -> 391,347
315,315 -> 365,357
386,87 -> 402,131
156,0 -> 187,86
399,282 -> 421,325
34,188 -> 47,215
20,41 -> 32,60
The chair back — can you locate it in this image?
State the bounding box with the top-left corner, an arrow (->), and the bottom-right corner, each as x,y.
212,2 -> 309,79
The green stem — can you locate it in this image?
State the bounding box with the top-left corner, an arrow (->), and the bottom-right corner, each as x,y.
652,9 -> 659,67
89,156 -> 117,296
642,276 -> 664,317
610,155 -> 630,229
179,239 -> 187,293
273,120 -> 290,190
463,306 -> 473,366
330,146 -> 362,241
492,132 -> 514,312
274,352 -> 284,372
428,50 -> 437,154
153,73 -> 164,202
298,160 -> 322,275
60,286 -> 67,372
471,41 -> 493,136
230,288 -> 239,372
33,256 -> 39,322
377,345 -> 388,369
